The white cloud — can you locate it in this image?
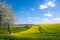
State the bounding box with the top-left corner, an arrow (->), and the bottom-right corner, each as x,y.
39,5 -> 48,9
41,18 -> 52,23
47,1 -> 56,7
44,13 -> 52,17
43,11 -> 53,17
39,0 -> 56,10
42,18 -> 48,21
53,18 -> 60,21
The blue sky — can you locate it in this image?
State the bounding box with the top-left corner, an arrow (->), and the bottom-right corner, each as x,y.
0,0 -> 60,24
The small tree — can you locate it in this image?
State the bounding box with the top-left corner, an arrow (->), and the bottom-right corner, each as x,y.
38,25 -> 44,33
25,24 -> 28,28
0,2 -> 16,33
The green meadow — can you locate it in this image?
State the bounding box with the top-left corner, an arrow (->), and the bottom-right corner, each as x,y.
0,23 -> 60,40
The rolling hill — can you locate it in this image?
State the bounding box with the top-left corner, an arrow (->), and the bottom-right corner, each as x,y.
11,23 -> 60,36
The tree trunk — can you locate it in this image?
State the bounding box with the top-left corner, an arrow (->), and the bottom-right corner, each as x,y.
7,23 -> 11,34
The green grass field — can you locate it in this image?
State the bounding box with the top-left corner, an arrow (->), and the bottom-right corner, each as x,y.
0,24 -> 60,40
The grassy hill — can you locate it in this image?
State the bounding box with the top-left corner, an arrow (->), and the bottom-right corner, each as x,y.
0,23 -> 60,40
12,24 -> 60,34
10,24 -> 60,40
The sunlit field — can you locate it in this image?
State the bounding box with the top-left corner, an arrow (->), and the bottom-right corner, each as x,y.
0,0 -> 60,40
0,23 -> 60,40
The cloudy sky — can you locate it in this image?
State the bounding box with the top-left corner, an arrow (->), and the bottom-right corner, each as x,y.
1,0 -> 60,24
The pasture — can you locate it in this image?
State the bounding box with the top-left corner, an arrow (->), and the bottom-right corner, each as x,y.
0,24 -> 60,40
